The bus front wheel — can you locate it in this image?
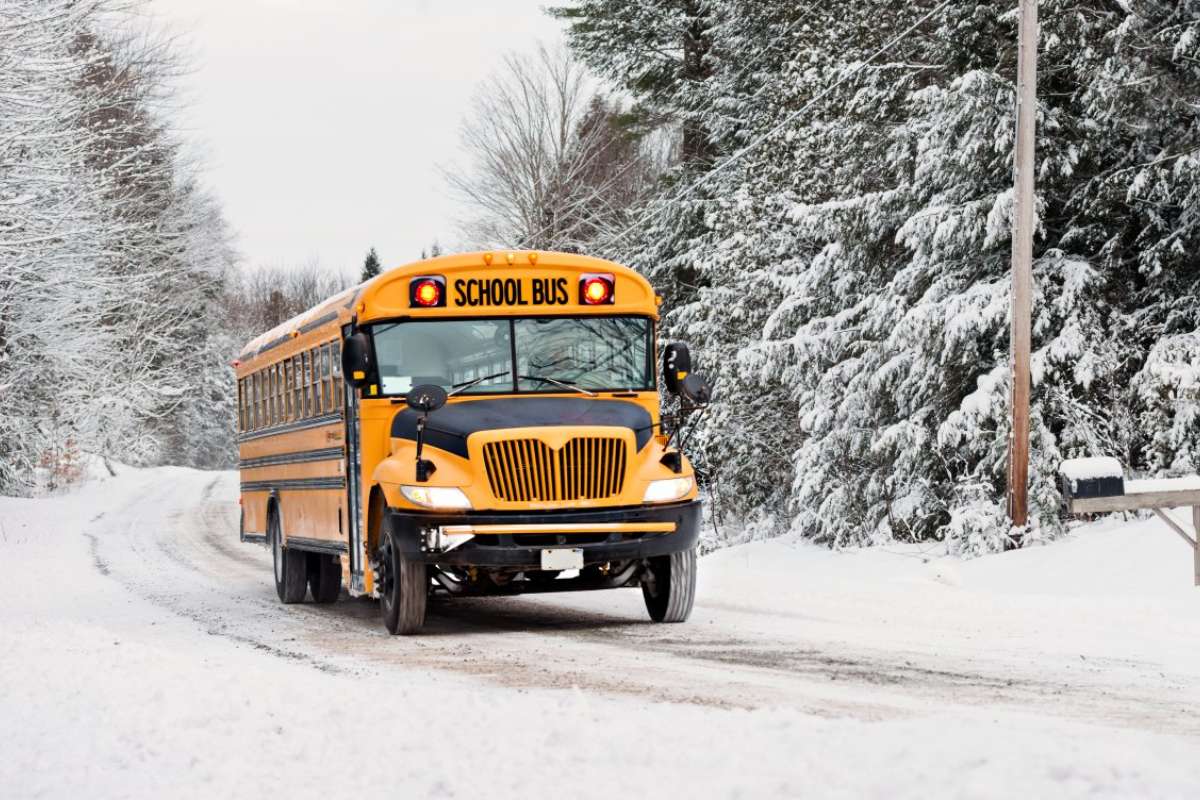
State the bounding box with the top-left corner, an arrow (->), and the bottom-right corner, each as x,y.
377,520 -> 427,635
270,507 -> 307,604
641,547 -> 696,623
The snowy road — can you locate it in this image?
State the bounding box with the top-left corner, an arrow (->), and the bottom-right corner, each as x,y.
4,467 -> 1200,798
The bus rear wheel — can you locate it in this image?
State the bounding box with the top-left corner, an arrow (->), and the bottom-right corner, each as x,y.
270,507 -> 307,604
377,520 -> 427,635
641,547 -> 696,623
307,553 -> 342,604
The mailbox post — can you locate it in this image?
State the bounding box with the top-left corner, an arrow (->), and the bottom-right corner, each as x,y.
1061,457 -> 1200,587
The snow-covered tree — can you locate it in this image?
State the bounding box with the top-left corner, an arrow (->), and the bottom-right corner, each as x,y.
443,44 -> 662,251
0,0 -> 239,491
553,0 -> 1200,553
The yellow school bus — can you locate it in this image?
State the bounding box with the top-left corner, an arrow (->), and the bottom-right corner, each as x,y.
235,250 -> 710,634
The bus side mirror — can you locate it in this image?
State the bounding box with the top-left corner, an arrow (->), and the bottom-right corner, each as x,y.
679,374 -> 712,406
406,384 -> 447,482
663,342 -> 692,395
342,332 -> 371,387
407,384 -> 447,413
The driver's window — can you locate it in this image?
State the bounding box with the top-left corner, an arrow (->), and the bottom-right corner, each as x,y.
372,319 -> 510,395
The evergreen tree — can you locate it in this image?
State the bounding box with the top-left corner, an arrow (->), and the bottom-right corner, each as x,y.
549,0 -> 715,163
550,0 -> 724,319
361,247 -> 382,282
555,0 -> 1200,554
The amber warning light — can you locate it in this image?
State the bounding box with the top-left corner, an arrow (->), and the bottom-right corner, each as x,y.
410,275 -> 446,307
580,273 -> 614,305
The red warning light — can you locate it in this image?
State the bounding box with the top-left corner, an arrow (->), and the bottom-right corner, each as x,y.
415,280 -> 440,306
580,274 -> 614,305
410,276 -> 446,307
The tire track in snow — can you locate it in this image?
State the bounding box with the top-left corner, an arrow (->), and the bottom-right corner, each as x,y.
79,468 -> 1200,733
82,471 -> 352,676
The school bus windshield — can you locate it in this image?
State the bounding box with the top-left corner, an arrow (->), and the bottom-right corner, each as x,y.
370,316 -> 654,395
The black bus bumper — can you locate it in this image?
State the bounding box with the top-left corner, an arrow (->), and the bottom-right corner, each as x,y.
385,500 -> 701,569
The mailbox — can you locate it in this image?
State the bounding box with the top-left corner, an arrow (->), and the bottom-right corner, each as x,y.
1059,456 -> 1125,501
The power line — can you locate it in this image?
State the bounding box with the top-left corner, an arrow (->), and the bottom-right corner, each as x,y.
597,0 -> 956,253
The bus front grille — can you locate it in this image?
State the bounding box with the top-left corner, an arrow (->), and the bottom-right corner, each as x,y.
483,437 -> 628,502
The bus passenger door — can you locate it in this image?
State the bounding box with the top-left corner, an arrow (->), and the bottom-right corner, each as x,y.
342,335 -> 365,595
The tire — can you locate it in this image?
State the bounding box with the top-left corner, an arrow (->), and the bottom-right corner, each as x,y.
307,553 -> 342,604
270,506 -> 307,604
641,547 -> 696,623
377,519 -> 427,635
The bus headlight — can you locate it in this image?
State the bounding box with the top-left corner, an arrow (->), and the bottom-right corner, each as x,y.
400,485 -> 472,510
643,476 -> 694,504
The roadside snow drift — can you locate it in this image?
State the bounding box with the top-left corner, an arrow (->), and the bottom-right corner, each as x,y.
2,466 -> 1199,799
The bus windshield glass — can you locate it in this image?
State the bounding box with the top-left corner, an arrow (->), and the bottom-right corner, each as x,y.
371,316 -> 653,395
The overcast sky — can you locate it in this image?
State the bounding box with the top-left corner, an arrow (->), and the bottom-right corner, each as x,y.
154,0 -> 564,279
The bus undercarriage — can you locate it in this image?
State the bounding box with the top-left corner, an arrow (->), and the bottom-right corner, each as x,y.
381,499 -> 701,597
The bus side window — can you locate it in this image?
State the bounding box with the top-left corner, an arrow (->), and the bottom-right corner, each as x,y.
265,364 -> 273,426
313,346 -> 322,413
273,362 -> 282,426
312,350 -> 321,417
290,357 -> 298,421
259,370 -> 267,429
276,362 -> 284,425
303,349 -> 312,417
317,344 -> 327,412
331,342 -> 343,411
320,344 -> 332,413
274,362 -> 283,426
302,351 -> 311,418
236,379 -> 243,433
267,364 -> 276,427
310,348 -> 322,414
282,357 -> 292,422
249,372 -> 257,430
289,355 -> 300,419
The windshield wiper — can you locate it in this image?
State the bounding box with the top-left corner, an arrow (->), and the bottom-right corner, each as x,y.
448,371 -> 509,397
519,374 -> 597,397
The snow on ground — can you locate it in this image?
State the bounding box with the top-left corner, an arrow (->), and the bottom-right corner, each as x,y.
2,466 -> 1200,799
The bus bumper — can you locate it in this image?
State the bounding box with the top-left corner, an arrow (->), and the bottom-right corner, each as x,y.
385,500 -> 701,569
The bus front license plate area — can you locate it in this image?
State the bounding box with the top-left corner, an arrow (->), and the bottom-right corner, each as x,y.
541,548 -> 583,571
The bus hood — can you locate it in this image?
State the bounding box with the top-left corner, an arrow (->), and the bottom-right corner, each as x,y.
389,397 -> 653,457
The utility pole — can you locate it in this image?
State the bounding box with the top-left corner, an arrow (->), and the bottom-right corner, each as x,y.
1008,0 -> 1038,533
